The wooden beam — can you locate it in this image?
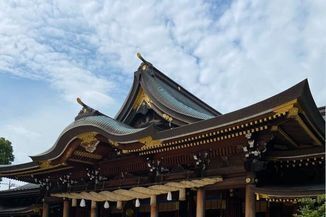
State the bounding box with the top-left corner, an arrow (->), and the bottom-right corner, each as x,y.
271,125 -> 298,148
295,115 -> 322,146
287,107 -> 322,146
205,177 -> 245,190
73,150 -> 103,160
68,158 -> 95,165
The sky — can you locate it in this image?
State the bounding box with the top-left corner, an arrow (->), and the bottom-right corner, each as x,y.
0,0 -> 325,187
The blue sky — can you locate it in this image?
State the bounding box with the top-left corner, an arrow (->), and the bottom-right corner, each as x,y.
0,0 -> 325,169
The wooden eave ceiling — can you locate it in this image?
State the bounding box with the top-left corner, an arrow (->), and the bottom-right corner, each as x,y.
254,185 -> 325,200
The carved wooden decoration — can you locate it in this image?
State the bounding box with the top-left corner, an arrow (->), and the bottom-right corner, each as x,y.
78,132 -> 99,153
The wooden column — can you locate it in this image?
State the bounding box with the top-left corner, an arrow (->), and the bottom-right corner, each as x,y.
150,195 -> 158,217
42,201 -> 49,217
245,184 -> 256,217
196,188 -> 205,217
63,199 -> 70,217
90,201 -> 97,217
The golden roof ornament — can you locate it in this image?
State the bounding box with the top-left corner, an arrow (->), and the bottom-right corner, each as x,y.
136,52 -> 146,63
75,97 -> 104,120
136,52 -> 152,70
77,97 -> 89,113
78,132 -> 99,153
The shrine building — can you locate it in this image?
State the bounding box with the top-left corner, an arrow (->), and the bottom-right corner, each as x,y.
0,54 -> 324,217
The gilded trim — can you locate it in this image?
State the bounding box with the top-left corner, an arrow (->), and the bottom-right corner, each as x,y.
139,136 -> 161,150
132,88 -> 152,110
78,132 -> 98,153
273,100 -> 297,115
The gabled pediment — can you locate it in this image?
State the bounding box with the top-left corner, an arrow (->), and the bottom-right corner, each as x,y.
115,54 -> 220,129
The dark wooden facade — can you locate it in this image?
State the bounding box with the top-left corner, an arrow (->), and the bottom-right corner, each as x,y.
0,54 -> 324,217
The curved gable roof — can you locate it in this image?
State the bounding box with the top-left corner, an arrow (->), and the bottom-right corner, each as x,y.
115,56 -> 220,126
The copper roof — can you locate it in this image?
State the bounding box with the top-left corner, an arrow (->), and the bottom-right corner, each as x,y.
115,60 -> 220,126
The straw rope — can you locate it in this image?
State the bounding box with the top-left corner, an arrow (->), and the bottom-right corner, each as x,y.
131,186 -> 163,195
114,189 -> 150,199
51,177 -> 223,202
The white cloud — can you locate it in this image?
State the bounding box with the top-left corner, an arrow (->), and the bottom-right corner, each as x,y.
0,0 -> 325,172
1,0 -> 325,112
0,104 -> 75,163
0,0 -> 115,109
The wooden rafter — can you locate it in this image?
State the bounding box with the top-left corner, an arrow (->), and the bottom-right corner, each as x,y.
287,107 -> 322,146
271,125 -> 298,148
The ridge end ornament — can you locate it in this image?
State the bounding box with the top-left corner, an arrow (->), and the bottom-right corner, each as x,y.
136,52 -> 147,63
76,97 -> 89,113
136,52 -> 152,70
75,97 -> 105,120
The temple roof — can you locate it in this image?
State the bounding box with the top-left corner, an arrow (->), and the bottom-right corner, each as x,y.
115,54 -> 220,127
0,55 -> 324,182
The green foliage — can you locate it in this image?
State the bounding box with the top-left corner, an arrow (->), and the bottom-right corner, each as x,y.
0,137 -> 14,165
296,195 -> 326,217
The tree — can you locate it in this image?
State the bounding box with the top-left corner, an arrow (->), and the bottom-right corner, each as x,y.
0,137 -> 14,165
296,195 -> 325,217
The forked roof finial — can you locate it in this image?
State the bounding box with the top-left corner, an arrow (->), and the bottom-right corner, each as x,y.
75,97 -> 105,120
77,97 -> 86,107
136,52 -> 151,65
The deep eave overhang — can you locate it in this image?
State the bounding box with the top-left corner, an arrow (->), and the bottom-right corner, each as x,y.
0,205 -> 41,216
254,184 -> 325,199
166,79 -> 324,136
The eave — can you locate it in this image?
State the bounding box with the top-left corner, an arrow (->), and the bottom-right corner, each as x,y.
254,184 -> 325,201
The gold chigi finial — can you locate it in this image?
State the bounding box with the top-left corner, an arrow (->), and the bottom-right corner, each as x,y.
76,97 -> 86,107
136,52 -> 151,65
136,52 -> 145,62
76,97 -> 90,113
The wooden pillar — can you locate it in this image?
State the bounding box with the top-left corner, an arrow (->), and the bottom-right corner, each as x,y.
196,188 -> 205,217
245,184 -> 256,217
63,199 -> 70,217
90,201 -> 97,217
150,195 -> 158,217
42,201 -> 49,217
